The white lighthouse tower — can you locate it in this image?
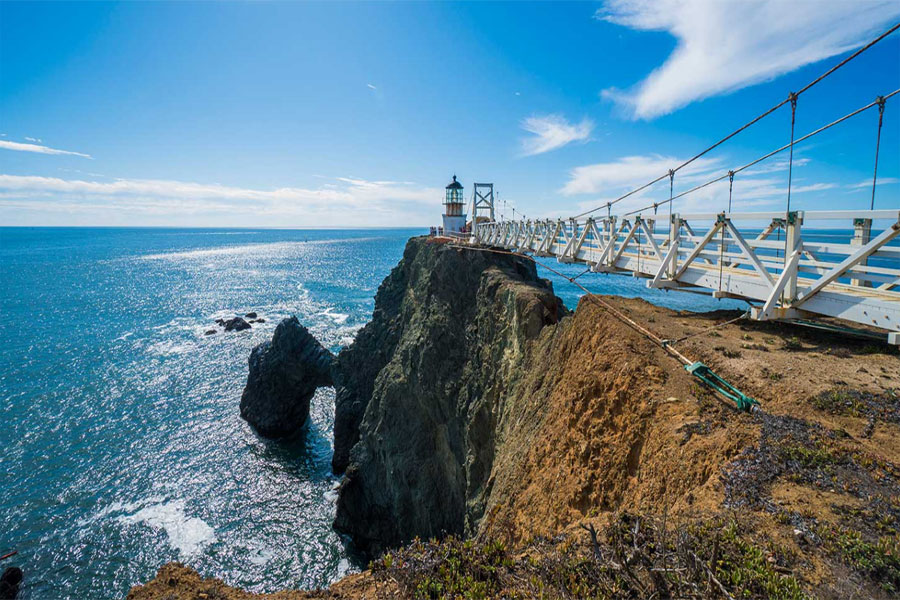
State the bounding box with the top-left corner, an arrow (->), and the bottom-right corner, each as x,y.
442,175 -> 467,236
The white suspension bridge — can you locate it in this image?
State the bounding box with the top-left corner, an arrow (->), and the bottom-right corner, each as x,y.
465,23 -> 900,346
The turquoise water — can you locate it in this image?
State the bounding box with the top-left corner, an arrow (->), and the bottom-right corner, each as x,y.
0,228 -> 743,599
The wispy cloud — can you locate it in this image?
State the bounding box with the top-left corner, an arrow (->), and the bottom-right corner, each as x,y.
597,0 -> 900,119
520,114 -> 594,156
24,137 -> 42,143
848,176 -> 899,189
561,154 -> 721,196
561,153 -> 833,215
0,174 -> 441,226
0,140 -> 92,159
367,83 -> 377,90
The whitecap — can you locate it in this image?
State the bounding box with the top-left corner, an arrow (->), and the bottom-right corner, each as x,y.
320,308 -> 349,324
77,496 -> 166,528
336,558 -> 352,578
117,499 -> 216,557
323,480 -> 340,504
246,544 -> 276,567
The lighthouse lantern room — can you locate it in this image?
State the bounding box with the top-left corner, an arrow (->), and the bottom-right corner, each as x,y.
442,175 -> 467,236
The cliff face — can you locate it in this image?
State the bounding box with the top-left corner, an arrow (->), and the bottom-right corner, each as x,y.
332,237 -> 564,552
330,237 -> 751,554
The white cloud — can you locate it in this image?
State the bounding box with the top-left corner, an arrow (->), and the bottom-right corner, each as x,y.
367,83 -> 377,90
520,114 -> 594,156
848,176 -> 899,188
561,154 -> 721,196
562,152 -> 834,215
25,137 -> 42,143
0,174 -> 442,226
0,140 -> 92,158
597,0 -> 900,119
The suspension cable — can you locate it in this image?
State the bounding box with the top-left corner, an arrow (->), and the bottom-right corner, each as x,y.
622,88 -> 900,217
571,21 -> 900,220
667,169 -> 675,242
786,92 -> 798,214
871,96 -> 887,210
665,310 -> 750,346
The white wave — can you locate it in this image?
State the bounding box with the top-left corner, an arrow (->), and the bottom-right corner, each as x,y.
323,480 -> 340,504
115,332 -> 134,341
246,544 -> 276,567
117,499 -> 216,557
320,308 -> 349,324
336,558 -> 352,578
78,498 -> 156,528
335,323 -> 364,348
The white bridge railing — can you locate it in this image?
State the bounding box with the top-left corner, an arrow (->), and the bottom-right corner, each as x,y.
473,210 -> 900,343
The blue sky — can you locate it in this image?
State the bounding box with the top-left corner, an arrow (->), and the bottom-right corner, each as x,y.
1,0 -> 898,227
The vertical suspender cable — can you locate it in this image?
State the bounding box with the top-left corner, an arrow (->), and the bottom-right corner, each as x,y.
727,171 -> 735,213
871,96 -> 886,210
786,92 -> 798,214
668,169 -> 675,247
780,93 -> 798,260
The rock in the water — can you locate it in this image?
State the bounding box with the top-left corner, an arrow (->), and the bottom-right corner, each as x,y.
224,317 -> 251,332
0,567 -> 22,600
240,316 -> 334,438
255,318 -> 266,323
215,318 -> 226,326
245,312 -> 258,319
204,329 -> 217,336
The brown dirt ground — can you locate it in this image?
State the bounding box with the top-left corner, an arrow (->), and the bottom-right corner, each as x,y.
126,563 -> 393,600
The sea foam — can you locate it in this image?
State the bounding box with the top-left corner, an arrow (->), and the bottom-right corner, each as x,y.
117,499 -> 217,557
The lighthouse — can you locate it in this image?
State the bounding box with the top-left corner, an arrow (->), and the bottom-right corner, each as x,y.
442,175 -> 467,236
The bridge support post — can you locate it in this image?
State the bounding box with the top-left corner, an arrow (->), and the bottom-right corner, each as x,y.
669,213 -> 680,279
783,211 -> 803,302
850,218 -> 872,287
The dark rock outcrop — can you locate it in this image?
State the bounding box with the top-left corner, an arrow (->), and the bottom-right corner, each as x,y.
245,312 -> 258,319
224,317 -> 251,332
332,237 -> 565,554
240,317 -> 334,438
0,567 -> 22,600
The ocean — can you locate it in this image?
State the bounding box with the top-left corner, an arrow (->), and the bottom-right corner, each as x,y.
0,227 -> 743,599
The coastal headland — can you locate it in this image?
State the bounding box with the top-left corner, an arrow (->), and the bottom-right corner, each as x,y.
130,236 -> 900,599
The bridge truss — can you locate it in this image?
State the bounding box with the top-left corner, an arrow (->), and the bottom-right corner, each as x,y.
474,210 -> 900,344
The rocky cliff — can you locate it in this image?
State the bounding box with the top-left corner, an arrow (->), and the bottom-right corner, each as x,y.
332,236 -> 565,552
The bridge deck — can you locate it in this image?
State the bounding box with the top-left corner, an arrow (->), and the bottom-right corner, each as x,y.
474,209 -> 900,343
